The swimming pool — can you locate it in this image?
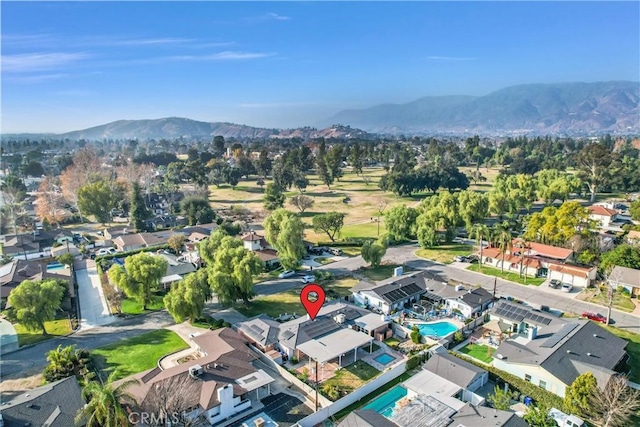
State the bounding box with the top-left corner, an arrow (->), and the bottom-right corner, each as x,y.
363,385 -> 407,417
47,262 -> 65,271
412,321 -> 458,338
374,353 -> 395,365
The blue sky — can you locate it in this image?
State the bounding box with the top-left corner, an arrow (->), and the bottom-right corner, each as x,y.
2,1 -> 639,133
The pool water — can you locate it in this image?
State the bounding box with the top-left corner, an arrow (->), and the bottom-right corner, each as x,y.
413,321 -> 458,338
47,262 -> 65,271
363,385 -> 407,417
374,353 -> 395,365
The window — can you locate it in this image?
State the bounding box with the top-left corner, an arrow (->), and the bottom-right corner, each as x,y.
378,301 -> 382,308
525,374 -> 532,382
539,380 -> 547,389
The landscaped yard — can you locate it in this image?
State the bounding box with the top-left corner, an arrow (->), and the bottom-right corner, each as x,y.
121,295 -> 165,315
603,326 -> 640,383
14,315 -> 72,347
91,330 -> 189,380
466,264 -> 546,286
581,287 -> 636,312
320,361 -> 380,400
415,244 -> 473,264
325,277 -> 359,298
315,257 -> 335,265
357,263 -> 408,281
458,343 -> 495,363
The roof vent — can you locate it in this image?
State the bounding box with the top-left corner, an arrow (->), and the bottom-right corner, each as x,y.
593,334 -> 598,338
566,350 -> 571,354
587,352 -> 592,357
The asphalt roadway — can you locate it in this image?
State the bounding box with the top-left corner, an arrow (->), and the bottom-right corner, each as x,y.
2,243 -> 638,380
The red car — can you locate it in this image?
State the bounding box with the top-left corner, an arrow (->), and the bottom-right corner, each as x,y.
581,312 -> 608,324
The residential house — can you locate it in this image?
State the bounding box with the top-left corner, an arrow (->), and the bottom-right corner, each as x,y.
423,353 -> 489,399
588,204 -> 619,228
450,404 -> 528,427
626,230 -> 640,246
152,251 -> 198,288
113,234 -> 146,252
0,377 -> 86,427
127,328 -> 274,427
0,259 -> 74,309
0,233 -> 41,257
481,239 -> 596,288
609,265 -> 640,297
352,272 -> 430,315
490,300 -> 628,398
144,215 -> 189,231
338,410 -> 399,427
240,231 -> 280,268
426,283 -> 493,319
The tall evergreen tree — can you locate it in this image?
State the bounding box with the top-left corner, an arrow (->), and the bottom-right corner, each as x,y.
130,182 -> 150,232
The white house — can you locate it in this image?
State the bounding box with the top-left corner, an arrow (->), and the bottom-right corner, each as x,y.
240,231 -> 280,268
428,284 -> 494,319
588,205 -> 619,228
609,265 -> 640,297
352,272 -> 429,315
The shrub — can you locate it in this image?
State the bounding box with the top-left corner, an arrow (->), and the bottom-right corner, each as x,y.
410,326 -> 421,344
94,244 -> 170,261
406,354 -> 422,371
453,330 -> 465,344
314,270 -> 334,283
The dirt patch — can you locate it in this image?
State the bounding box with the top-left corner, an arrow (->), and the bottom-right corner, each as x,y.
177,354 -> 197,364
0,370 -> 44,395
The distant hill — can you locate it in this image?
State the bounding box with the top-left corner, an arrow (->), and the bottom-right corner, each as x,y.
46,118 -> 372,141
324,81 -> 640,135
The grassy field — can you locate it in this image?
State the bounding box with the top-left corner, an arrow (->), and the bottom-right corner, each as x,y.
415,244 -> 473,264
356,263 -> 407,282
14,316 -> 72,347
466,264 -> 546,286
321,361 -> 380,400
121,295 -> 165,315
603,326 -> 640,383
91,330 -> 189,380
458,343 -> 495,363
582,288 -> 636,312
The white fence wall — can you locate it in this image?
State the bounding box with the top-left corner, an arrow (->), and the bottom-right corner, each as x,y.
295,360 -> 407,427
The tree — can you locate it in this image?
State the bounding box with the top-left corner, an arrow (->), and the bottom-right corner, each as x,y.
255,148 -> 272,178
24,160 -> 45,177
137,373 -> 206,426
410,325 -> 421,344
167,234 -> 186,254
361,239 -> 387,268
56,253 -> 75,267
349,142 -> 364,175
78,180 -> 116,224
1,174 -> 28,235
312,212 -> 345,242
60,148 -> 105,220
263,209 -> 306,270
523,404 -> 557,427
7,279 -> 66,335
385,204 -> 419,242
264,183 -> 285,211
42,344 -> 93,384
564,372 -> 597,418
213,135 -> 226,155
75,371 -> 138,427
289,194 -> 314,213
600,244 -> 640,272
523,202 -> 593,246
589,374 -> 640,427
36,176 -> 65,227
164,270 -> 210,323
107,253 -> 167,310
487,385 -> 512,410
576,143 -> 614,202
629,199 -> 640,222
468,223 -> 490,271
181,196 -> 215,225
495,222 -> 513,273
201,235 -> 262,305
130,182 -> 150,232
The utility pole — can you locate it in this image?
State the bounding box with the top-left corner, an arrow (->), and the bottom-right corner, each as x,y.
492,277 -> 497,300
315,359 -> 319,411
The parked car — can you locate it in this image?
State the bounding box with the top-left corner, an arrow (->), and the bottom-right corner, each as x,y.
329,248 -> 343,256
561,283 -> 573,293
301,275 -> 315,284
96,247 -> 116,256
454,255 -> 468,262
549,279 -> 562,289
278,270 -> 296,279
467,255 -> 479,263
581,312 -> 609,324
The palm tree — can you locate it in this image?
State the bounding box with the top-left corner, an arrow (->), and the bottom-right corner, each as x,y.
495,221 -> 513,273
75,371 -> 138,427
468,223 -> 490,272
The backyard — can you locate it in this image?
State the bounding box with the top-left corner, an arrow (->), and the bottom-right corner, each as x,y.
13,315 -> 72,346
121,295 -> 165,315
466,264 -> 546,286
458,343 -> 495,364
415,244 -> 473,264
320,360 -> 380,400
91,329 -> 189,380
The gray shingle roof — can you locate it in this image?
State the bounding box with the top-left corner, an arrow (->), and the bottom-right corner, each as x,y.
0,377 -> 85,427
452,403 -> 528,427
610,265 -> 640,289
237,314 -> 281,347
423,353 -> 487,389
338,410 -> 398,427
459,287 -> 493,309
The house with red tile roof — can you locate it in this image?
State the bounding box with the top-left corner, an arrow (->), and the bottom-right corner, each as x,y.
240,231 -> 280,268
588,205 -> 619,228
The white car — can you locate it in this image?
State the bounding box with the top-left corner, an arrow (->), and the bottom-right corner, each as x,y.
278,270 -> 296,279
561,283 -> 573,293
301,275 -> 315,284
96,248 -> 116,256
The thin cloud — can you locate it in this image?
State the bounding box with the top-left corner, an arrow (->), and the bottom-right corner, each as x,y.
265,12 -> 291,21
3,73 -> 71,84
244,12 -> 291,23
427,56 -> 477,62
2,52 -> 90,72
168,51 -> 275,61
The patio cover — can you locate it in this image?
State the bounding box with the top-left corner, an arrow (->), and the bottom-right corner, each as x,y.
161,274 -> 183,285
483,319 -> 511,334
297,328 -> 372,364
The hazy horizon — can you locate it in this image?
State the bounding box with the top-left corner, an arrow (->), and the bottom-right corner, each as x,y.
2,1 -> 639,133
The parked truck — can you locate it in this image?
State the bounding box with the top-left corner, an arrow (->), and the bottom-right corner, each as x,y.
548,408 -> 584,427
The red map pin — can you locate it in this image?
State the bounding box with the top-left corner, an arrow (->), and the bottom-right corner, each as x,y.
300,283 -> 325,320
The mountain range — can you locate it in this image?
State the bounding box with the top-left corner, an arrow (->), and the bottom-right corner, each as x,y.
3,81 -> 638,140
324,81 -> 640,135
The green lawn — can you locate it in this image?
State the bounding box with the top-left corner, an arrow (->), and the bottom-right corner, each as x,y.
340,222 -> 387,240
415,244 -> 473,264
339,246 -> 363,256
603,326 -> 640,383
357,263 -> 407,281
121,295 -> 165,315
585,288 -> 636,312
384,337 -> 402,348
14,316 -> 72,347
458,343 -> 495,363
466,264 -> 546,286
315,257 -> 335,265
325,278 -> 359,298
321,361 -> 380,400
91,330 -> 189,380
254,269 -> 281,284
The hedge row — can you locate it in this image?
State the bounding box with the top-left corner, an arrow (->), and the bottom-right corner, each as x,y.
449,351 -> 565,411
95,244 -> 170,261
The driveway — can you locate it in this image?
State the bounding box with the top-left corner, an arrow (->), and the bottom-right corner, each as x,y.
75,260 -> 115,330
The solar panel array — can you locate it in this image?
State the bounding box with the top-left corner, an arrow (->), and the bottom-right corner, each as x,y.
424,291 -> 443,302
541,323 -> 579,348
494,302 -> 553,326
381,282 -> 424,303
303,317 -> 340,339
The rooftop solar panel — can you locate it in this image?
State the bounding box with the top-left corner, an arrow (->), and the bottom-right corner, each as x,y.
402,283 -> 422,294
541,323 -> 579,348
